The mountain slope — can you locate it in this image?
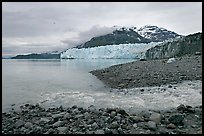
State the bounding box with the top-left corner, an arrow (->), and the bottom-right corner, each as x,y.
11,53 -> 60,59
76,29 -> 150,49
75,25 -> 180,49
145,32 -> 202,60
136,25 -> 180,42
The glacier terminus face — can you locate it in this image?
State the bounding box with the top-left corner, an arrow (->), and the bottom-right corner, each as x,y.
61,42 -> 161,59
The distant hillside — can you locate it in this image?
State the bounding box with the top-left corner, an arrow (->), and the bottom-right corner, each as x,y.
76,29 -> 150,49
11,53 -> 60,59
75,25 -> 180,49
145,32 -> 202,59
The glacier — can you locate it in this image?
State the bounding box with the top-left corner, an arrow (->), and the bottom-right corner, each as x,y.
61,42 -> 161,59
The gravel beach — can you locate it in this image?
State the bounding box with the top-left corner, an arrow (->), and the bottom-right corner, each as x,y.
2,104 -> 202,134
90,55 -> 202,89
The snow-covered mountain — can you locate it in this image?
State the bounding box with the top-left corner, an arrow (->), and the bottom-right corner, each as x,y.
136,25 -> 180,42
75,25 -> 180,49
61,42 -> 160,59
75,26 -> 150,49
61,25 -> 181,59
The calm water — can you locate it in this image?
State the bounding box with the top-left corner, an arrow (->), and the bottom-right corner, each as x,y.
2,59 -> 202,113
2,59 -> 136,112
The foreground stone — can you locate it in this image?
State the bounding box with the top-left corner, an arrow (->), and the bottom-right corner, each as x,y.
2,104 -> 202,134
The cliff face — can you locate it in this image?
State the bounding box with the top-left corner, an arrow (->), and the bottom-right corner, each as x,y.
145,33 -> 202,60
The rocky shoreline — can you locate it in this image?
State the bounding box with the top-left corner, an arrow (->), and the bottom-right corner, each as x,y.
2,104 -> 202,134
2,55 -> 202,134
90,55 -> 202,89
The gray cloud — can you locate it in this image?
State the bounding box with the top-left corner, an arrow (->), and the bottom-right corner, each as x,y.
2,2 -> 202,57
62,25 -> 115,48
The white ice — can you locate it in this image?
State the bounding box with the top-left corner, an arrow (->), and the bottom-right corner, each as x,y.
61,42 -> 160,59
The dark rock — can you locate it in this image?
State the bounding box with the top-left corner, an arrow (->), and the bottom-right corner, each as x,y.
168,114 -> 184,126
104,128 -> 112,134
140,58 -> 147,61
72,105 -> 77,109
116,108 -> 128,116
111,121 -> 119,129
140,89 -> 144,92
117,127 -> 124,134
195,52 -> 201,55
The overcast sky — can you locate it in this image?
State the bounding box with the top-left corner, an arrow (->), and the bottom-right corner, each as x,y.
2,2 -> 202,57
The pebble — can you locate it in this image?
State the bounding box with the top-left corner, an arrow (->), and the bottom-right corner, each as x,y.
166,123 -> 176,129
149,112 -> 162,124
168,114 -> 184,126
110,111 -> 117,118
2,103 -> 202,134
15,120 -> 25,128
24,122 -> 33,129
57,127 -> 68,133
95,129 -> 104,134
53,121 -> 64,128
147,121 -> 157,131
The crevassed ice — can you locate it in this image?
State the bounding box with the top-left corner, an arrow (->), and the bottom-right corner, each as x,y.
61,42 -> 160,59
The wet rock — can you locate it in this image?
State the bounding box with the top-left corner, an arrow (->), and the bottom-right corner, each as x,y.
24,122 -> 33,129
88,105 -> 97,113
104,128 -> 112,134
140,89 -> 144,92
166,123 -> 176,129
133,123 -> 137,128
91,122 -> 98,130
94,129 -> 104,134
72,105 -> 77,109
149,112 -> 162,124
110,111 -> 117,118
147,121 -> 157,131
40,118 -> 50,123
177,104 -> 186,112
44,128 -> 55,134
139,110 -> 151,118
57,127 -> 68,133
15,120 -> 25,128
63,113 -> 72,119
32,126 -> 43,134
111,121 -> 119,129
168,114 -> 184,126
129,115 -> 142,123
158,127 -> 169,134
52,113 -> 64,119
117,127 -> 124,134
53,121 -> 64,128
